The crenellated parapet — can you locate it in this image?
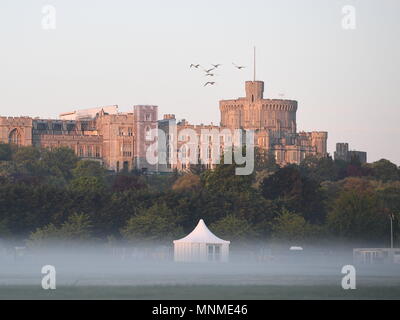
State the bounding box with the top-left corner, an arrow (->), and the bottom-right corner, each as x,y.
219,81 -> 298,132
220,99 -> 297,113
0,116 -> 33,146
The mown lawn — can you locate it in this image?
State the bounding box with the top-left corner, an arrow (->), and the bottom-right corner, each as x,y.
1,285 -> 399,300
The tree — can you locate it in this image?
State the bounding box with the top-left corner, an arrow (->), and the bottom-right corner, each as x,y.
27,213 -> 93,247
121,203 -> 183,243
70,160 -> 107,193
12,146 -> 42,175
0,219 -> 11,238
72,160 -> 106,179
327,190 -> 387,243
41,147 -> 78,181
202,163 -> 254,194
61,212 -> 93,240
260,166 -> 325,223
254,147 -> 279,173
172,173 -> 201,192
210,215 -> 258,242
367,159 -> 399,182
0,143 -> 12,161
189,164 -> 207,176
253,148 -> 279,189
271,209 -> 322,243
0,182 -> 74,237
112,174 -> 147,193
69,176 -> 107,194
300,155 -> 340,183
26,223 -> 60,247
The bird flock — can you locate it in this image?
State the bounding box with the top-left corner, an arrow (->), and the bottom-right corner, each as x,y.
189,62 -> 246,87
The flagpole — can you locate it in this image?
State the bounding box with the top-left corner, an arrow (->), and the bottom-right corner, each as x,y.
253,46 -> 256,82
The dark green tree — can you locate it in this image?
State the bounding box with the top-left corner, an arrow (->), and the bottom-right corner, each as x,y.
210,215 -> 258,242
327,190 -> 387,243
0,143 -> 12,161
367,159 -> 399,182
121,203 -> 183,243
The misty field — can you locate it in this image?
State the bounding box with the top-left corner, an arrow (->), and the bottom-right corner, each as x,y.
1,284 -> 400,300
1,249 -> 400,300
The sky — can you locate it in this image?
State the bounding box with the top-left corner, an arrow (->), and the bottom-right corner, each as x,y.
0,0 -> 399,164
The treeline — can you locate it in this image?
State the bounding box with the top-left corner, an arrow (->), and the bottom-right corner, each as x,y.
0,143 -> 399,247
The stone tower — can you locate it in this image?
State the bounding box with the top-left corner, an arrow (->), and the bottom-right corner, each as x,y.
245,81 -> 264,102
218,80 -> 327,166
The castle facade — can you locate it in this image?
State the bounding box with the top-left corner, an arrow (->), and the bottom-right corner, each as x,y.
0,105 -> 158,172
0,80 -> 328,172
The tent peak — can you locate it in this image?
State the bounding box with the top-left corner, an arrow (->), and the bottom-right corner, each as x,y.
174,218 -> 230,244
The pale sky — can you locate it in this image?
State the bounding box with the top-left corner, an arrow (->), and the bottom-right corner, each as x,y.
0,0 -> 399,164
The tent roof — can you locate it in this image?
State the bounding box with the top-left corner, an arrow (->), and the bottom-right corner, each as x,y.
173,219 -> 230,244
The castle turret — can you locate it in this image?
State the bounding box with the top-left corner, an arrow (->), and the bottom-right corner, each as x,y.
311,132 -> 328,157
245,81 -> 264,102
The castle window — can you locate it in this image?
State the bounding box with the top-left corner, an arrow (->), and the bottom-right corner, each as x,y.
67,124 -> 75,132
122,143 -> 132,157
145,126 -> 152,141
123,161 -> 129,171
37,123 -> 47,131
87,146 -> 93,158
181,145 -> 187,159
9,129 -> 21,146
145,114 -> 151,121
275,150 -> 280,162
95,146 -> 101,158
128,127 -> 133,136
81,122 -> 88,131
79,146 -> 84,157
52,123 -> 62,131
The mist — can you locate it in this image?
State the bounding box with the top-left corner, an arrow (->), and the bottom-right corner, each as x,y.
1,240 -> 399,299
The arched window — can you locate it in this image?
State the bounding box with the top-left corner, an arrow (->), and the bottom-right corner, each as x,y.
9,129 -> 21,146
181,145 -> 187,159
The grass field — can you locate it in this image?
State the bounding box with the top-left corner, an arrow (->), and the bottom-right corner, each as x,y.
1,284 -> 400,300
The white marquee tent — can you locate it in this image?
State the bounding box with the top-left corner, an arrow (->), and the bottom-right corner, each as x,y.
173,219 -> 230,263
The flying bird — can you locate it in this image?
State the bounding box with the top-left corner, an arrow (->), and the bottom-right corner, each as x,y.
204,68 -> 215,73
233,63 -> 246,70
204,82 -> 216,87
212,64 -> 222,68
205,73 -> 215,77
190,64 -> 201,68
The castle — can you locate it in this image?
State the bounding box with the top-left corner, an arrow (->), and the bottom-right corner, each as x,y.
219,81 -> 327,164
0,105 -> 158,172
159,80 -> 328,171
0,80 -> 328,172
